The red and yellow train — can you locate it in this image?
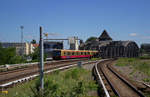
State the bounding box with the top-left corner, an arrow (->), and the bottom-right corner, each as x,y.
52,49 -> 98,60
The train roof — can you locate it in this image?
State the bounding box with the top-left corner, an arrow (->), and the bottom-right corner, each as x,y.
53,49 -> 98,52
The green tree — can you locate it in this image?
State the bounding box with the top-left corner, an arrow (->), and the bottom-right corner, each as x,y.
31,47 -> 40,61
31,39 -> 36,44
0,42 -> 2,48
30,47 -> 47,62
85,37 -> 97,43
0,47 -> 25,65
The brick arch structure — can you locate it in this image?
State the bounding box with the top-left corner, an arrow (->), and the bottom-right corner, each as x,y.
79,30 -> 139,58
123,41 -> 139,57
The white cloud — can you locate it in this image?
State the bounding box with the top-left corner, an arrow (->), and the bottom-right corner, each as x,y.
24,35 -> 33,39
129,33 -> 137,37
141,36 -> 150,39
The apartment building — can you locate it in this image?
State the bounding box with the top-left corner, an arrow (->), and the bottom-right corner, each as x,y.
1,42 -> 35,55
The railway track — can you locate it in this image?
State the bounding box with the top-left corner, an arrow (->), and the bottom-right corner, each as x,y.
94,59 -> 145,97
0,59 -> 87,75
0,59 -> 97,89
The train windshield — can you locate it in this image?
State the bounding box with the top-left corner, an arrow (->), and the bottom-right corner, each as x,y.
52,50 -> 61,56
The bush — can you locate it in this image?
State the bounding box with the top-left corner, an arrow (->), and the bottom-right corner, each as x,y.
139,56 -> 150,59
31,68 -> 98,97
0,47 -> 25,65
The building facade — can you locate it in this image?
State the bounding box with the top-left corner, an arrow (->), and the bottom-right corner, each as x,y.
1,42 -> 34,55
79,30 -> 139,58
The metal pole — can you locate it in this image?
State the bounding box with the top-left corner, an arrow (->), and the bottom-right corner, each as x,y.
20,26 -> 24,56
40,26 -> 44,90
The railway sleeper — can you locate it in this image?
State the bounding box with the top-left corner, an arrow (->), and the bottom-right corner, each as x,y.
107,64 -> 145,97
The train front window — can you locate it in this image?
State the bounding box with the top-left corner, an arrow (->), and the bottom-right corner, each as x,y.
52,51 -> 60,56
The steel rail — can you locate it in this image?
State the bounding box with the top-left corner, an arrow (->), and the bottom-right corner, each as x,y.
97,60 -> 120,97
107,64 -> 145,97
94,60 -> 110,97
0,58 -> 86,70
137,81 -> 150,89
0,61 -> 86,85
0,59 -> 88,75
0,60 -> 98,88
95,59 -> 145,97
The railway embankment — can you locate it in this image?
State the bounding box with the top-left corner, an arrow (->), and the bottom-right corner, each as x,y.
113,58 -> 150,96
0,63 -> 100,97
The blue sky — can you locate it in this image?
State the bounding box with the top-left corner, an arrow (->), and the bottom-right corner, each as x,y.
0,0 -> 150,47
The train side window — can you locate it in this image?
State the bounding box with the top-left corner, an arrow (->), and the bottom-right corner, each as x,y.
77,52 -> 79,55
66,52 -> 68,55
67,52 -> 70,55
69,52 -> 71,55
74,52 -> 76,55
70,52 -> 72,55
64,52 -> 66,56
78,52 -> 80,55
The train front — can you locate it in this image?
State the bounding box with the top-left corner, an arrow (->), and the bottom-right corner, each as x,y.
52,50 -> 61,60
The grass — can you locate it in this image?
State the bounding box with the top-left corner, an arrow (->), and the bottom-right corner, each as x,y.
143,78 -> 150,82
90,57 -> 101,61
139,55 -> 150,59
115,58 -> 150,97
115,58 -> 150,76
0,68 -> 98,97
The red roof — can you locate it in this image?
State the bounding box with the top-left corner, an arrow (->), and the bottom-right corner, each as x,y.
33,44 -> 39,48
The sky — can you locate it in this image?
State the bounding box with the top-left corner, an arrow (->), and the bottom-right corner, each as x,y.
0,0 -> 150,47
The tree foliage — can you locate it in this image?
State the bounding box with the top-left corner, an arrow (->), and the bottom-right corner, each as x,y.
0,42 -> 2,48
0,47 -> 25,65
85,37 -> 97,43
29,47 -> 47,62
29,47 -> 40,62
31,39 -> 36,44
141,43 -> 150,53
